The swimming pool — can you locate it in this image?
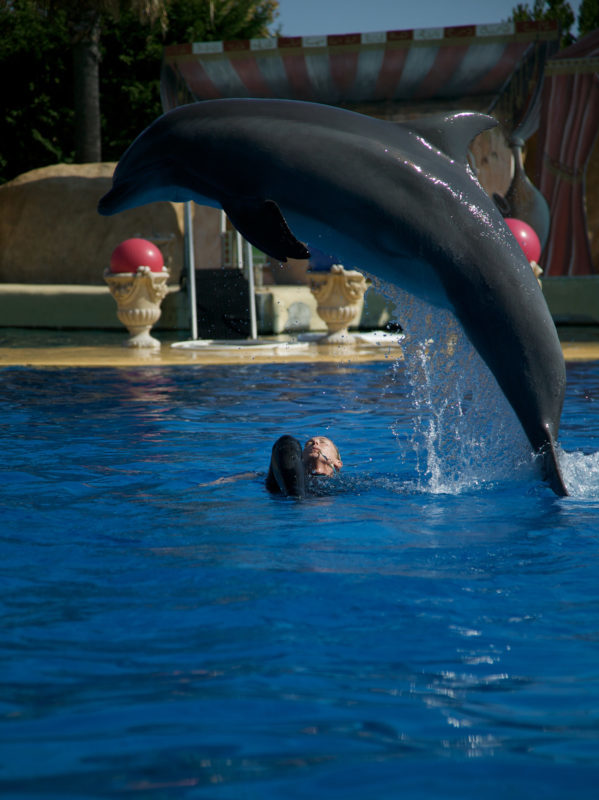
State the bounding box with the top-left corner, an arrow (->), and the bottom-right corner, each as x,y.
1,355 -> 598,798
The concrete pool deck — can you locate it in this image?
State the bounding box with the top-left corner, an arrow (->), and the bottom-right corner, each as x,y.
1,328 -> 598,367
0,330 -> 405,367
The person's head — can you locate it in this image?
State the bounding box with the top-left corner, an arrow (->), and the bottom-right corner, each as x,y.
302,435 -> 342,477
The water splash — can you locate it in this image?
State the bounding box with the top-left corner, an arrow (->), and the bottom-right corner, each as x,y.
376,282 -> 537,494
559,448 -> 599,499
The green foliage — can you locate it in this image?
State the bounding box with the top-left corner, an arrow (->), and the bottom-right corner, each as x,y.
511,0 -> 576,46
99,0 -> 278,162
578,0 -> 599,37
165,0 -> 277,44
0,0 -> 278,183
99,8 -> 166,161
0,1 -> 75,180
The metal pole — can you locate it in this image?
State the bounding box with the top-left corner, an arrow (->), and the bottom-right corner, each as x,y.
220,210 -> 227,264
244,239 -> 258,341
184,201 -> 198,340
235,230 -> 243,271
235,231 -> 257,341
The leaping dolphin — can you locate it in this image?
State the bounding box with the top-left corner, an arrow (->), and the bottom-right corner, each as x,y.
98,99 -> 568,496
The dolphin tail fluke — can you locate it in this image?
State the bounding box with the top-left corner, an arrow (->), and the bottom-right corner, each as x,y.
541,433 -> 569,497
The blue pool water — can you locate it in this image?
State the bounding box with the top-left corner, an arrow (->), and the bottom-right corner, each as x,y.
1,355 -> 599,799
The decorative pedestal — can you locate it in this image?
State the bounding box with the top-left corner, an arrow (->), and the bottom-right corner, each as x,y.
104,266 -> 170,348
530,260 -> 543,286
308,264 -> 370,343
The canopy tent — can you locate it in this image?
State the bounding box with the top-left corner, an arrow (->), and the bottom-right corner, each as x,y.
536,29 -> 599,277
161,21 -> 558,125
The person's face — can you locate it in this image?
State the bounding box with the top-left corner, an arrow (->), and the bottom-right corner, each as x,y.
302,436 -> 342,476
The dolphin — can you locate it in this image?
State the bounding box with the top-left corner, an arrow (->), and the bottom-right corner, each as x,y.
98,98 -> 568,496
265,435 -> 306,498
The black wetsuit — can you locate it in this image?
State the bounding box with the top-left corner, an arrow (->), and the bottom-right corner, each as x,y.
266,435 -> 306,498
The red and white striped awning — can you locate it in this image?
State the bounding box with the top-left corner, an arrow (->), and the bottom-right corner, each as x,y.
161,20 -> 559,112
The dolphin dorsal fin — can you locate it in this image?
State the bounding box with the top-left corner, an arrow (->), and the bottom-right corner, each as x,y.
405,112 -> 498,164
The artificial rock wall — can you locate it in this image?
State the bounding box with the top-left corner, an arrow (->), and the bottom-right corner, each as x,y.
0,163 -> 221,285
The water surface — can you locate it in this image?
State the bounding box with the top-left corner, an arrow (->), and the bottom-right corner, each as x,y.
1,360 -> 598,799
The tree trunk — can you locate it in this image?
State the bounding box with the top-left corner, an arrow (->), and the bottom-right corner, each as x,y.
73,19 -> 101,163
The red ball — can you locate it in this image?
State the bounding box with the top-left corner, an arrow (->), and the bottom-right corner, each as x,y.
109,238 -> 164,273
504,218 -> 541,264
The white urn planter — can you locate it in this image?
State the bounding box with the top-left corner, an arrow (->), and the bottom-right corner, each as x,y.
308,264 -> 370,343
104,266 -> 170,348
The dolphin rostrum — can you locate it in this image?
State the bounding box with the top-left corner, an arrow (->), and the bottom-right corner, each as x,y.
98,99 -> 568,496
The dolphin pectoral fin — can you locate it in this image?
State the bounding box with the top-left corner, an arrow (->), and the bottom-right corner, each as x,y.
406,112 -> 497,165
540,431 -> 569,497
222,198 -> 310,262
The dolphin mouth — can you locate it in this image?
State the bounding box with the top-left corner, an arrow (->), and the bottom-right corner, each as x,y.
97,184 -> 128,216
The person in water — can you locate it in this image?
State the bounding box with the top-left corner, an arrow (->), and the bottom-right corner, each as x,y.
200,434 -> 342,496
266,434 -> 342,497
302,436 -> 343,477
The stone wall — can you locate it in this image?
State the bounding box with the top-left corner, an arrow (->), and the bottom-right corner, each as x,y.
0,163 -> 221,285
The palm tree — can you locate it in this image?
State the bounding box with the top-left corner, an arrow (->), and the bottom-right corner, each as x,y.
43,1 -> 169,163
49,0 -> 278,162
1,0 -> 278,179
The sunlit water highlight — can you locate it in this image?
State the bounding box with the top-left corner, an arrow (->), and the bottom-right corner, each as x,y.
1,351 -> 599,799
